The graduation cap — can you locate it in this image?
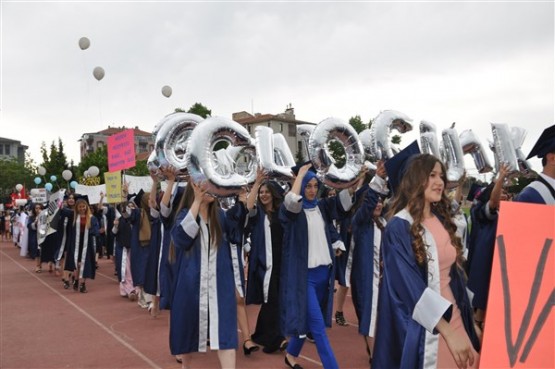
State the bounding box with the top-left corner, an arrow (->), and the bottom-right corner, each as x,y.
128,189 -> 145,208
291,161 -> 317,177
384,140 -> 421,195
466,183 -> 485,202
526,124 -> 555,160
74,194 -> 90,204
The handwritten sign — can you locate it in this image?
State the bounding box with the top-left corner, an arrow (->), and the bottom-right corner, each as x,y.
480,201 -> 554,368
31,188 -> 47,204
75,184 -> 106,205
108,129 -> 136,172
104,171 -> 123,204
123,174 -> 153,195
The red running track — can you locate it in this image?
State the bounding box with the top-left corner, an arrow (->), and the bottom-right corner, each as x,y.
0,240 -> 371,369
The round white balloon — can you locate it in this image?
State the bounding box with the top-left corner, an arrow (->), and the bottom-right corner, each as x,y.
161,85 -> 172,98
15,184 -> 23,192
78,37 -> 90,50
93,66 -> 105,81
62,170 -> 73,181
88,166 -> 100,177
38,166 -> 46,176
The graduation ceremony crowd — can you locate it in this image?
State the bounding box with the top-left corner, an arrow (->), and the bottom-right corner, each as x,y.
2,124 -> 553,369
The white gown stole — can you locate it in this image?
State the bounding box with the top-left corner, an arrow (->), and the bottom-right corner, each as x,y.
74,215 -> 90,279
55,217 -> 69,264
369,218 -> 384,338
198,219 -> 220,352
262,214 -> 273,303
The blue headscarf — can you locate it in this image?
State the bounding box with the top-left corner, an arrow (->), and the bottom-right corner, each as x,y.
301,171 -> 320,209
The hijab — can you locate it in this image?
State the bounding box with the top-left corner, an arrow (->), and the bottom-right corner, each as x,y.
301,171 -> 320,209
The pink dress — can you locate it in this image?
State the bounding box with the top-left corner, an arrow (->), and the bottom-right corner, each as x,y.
423,216 -> 480,369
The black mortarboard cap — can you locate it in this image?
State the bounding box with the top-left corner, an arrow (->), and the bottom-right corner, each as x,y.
466,183 -> 484,202
74,194 -> 90,204
526,124 -> 555,159
291,161 -> 317,176
384,140 -> 421,195
129,189 -> 145,208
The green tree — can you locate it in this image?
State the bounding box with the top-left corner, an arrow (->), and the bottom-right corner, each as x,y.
39,138 -> 70,179
187,102 -> 212,118
125,159 -> 150,176
0,157 -> 35,204
78,145 -> 109,184
349,115 -> 366,134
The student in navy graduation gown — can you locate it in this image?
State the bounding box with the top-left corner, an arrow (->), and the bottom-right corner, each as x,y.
348,161 -> 388,363
66,196 -> 99,293
515,124 -> 555,204
373,153 -> 480,369
279,163 -> 345,369
169,181 -> 246,369
244,169 -> 287,354
466,163 -> 510,328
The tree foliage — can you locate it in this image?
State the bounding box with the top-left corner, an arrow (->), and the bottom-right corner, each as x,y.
187,102 -> 212,118
0,156 -> 35,204
78,145 -> 108,184
349,115 -> 366,134
39,138 -> 71,177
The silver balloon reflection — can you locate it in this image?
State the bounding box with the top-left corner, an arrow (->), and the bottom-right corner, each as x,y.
491,123 -> 519,173
441,128 -> 466,184
151,112 -> 204,180
297,124 -> 316,162
419,121 -> 441,159
255,127 -> 295,181
308,117 -> 364,189
459,129 -> 493,174
369,110 -> 413,160
358,129 -> 374,160
186,117 -> 256,197
510,126 -> 533,175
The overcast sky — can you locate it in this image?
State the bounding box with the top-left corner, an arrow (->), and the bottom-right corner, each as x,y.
1,1 -> 553,178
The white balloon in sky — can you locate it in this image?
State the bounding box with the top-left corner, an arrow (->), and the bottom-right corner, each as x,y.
161,85 -> 172,98
78,37 -> 90,50
38,166 -> 46,176
15,184 -> 23,192
93,66 -> 105,81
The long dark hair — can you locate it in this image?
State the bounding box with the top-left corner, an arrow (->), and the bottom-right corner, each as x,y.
259,181 -> 283,214
387,154 -> 464,267
169,184 -> 222,262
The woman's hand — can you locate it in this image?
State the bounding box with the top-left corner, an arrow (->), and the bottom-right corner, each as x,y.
191,181 -> 208,204
437,319 -> 475,369
161,165 -> 178,182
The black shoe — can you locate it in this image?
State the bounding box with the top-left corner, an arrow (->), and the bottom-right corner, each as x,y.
335,311 -> 347,326
72,278 -> 78,291
285,355 -> 303,369
79,283 -> 87,293
306,332 -> 315,343
63,279 -> 70,289
243,339 -> 260,355
280,340 -> 288,352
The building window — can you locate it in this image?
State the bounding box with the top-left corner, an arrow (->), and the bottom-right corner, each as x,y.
279,123 -> 283,132
4,145 -> 10,155
97,141 -> 104,148
0,145 -> 3,155
247,125 -> 251,134
288,124 -> 296,137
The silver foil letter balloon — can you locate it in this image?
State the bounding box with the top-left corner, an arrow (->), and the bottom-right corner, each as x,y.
510,126 -> 533,175
441,128 -> 466,184
255,126 -> 295,181
308,117 -> 364,189
491,123 -> 519,173
419,120 -> 441,159
369,110 -> 413,160
185,116 -> 255,197
152,112 -> 204,180
459,129 -> 493,174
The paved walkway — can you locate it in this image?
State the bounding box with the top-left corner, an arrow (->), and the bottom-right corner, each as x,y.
0,240 -> 369,369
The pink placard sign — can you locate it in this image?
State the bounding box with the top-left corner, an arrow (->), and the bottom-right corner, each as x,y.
108,129 -> 136,172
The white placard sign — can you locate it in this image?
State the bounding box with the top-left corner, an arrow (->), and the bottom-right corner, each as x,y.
75,184 -> 107,205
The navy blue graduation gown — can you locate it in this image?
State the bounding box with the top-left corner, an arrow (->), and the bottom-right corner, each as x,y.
143,209 -> 162,296
169,204 -> 246,354
65,215 -> 99,279
515,178 -> 555,204
373,210 -> 479,369
466,200 -> 498,310
278,197 -> 340,337
128,208 -> 150,287
349,188 -> 382,337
